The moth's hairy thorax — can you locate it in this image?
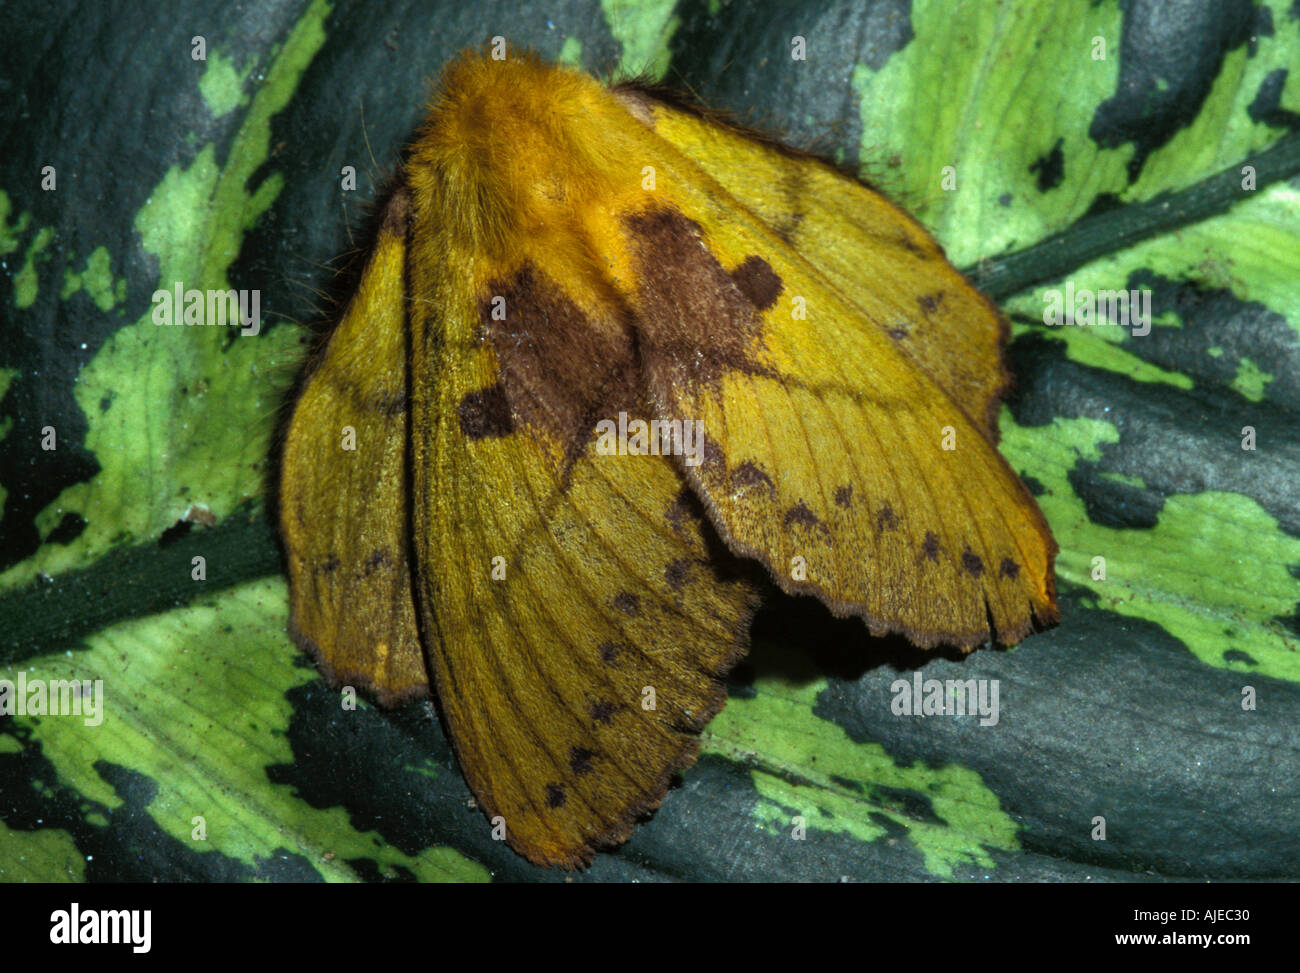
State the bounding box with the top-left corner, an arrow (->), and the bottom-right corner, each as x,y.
407,54 -> 655,285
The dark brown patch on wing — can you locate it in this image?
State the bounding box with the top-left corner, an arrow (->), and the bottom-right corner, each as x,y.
730,256 -> 783,311
834,485 -> 853,508
458,384 -> 514,439
783,501 -> 823,530
589,700 -> 617,724
612,592 -> 641,616
624,208 -> 775,390
731,460 -> 775,496
922,531 -> 940,562
875,503 -> 899,532
478,266 -> 640,468
918,293 -> 944,315
597,641 -> 621,664
961,546 -> 984,576
545,784 -> 567,808
1000,558 -> 1020,579
665,558 -> 690,590
569,747 -> 596,776
701,437 -> 726,471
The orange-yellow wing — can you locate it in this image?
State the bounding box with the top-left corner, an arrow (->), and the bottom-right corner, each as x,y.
340,51 -> 1060,869
620,98 -> 1058,648
280,191 -> 429,704
406,257 -> 758,865
634,95 -> 1010,439
404,62 -> 760,860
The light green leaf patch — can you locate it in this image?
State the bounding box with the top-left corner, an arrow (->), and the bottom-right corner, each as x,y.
12,224 -> 54,310
0,189 -> 32,255
1000,413 -> 1300,681
703,646 -> 1019,879
0,821 -> 85,882
1008,314 -> 1194,391
852,0 -> 1127,265
60,246 -> 128,311
0,366 -> 15,515
198,50 -> 254,119
1230,357 -> 1273,401
853,0 -> 1300,268
0,2 -> 334,589
558,35 -> 584,67
602,0 -> 679,81
0,578 -> 487,883
1007,180 -> 1300,345
1126,3 -> 1300,203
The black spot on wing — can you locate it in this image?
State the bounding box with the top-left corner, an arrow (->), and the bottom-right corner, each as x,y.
612,592 -> 640,616
875,503 -> 899,532
458,384 -> 514,439
730,256 -> 783,311
783,501 -> 822,529
783,501 -> 831,540
701,437 -> 725,471
731,460 -> 775,497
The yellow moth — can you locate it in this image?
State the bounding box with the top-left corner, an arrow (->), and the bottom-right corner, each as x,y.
280,51 -> 1059,867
